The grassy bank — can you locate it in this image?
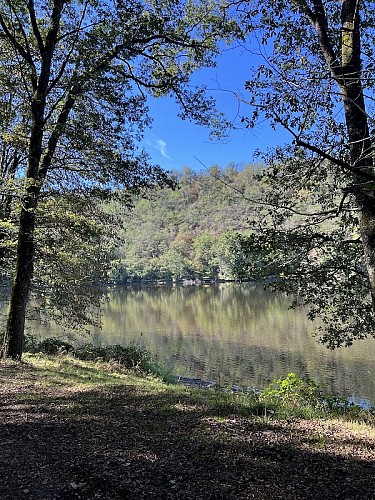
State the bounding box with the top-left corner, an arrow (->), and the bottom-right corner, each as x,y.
1,353 -> 374,499
21,338 -> 375,423
7,352 -> 375,423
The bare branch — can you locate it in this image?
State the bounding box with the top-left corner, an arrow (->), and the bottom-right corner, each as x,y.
268,109 -> 375,181
0,12 -> 36,86
39,88 -> 79,179
27,0 -> 45,53
296,138 -> 375,180
5,0 -> 36,67
48,1 -> 89,93
56,21 -> 101,43
293,0 -> 340,77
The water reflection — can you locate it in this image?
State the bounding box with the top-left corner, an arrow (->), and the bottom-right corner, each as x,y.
24,283 -> 375,405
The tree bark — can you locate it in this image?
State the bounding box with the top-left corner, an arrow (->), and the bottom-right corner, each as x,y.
0,93 -> 45,358
0,88 -> 45,360
1,201 -> 36,359
342,84 -> 375,305
338,1 -> 375,308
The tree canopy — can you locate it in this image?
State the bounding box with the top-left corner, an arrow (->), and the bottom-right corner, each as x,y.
0,0 -> 235,359
221,0 -> 375,347
2,0 -> 374,355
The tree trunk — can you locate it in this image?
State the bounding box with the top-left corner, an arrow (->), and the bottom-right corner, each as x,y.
338,1 -> 375,309
1,196 -> 36,360
343,89 -> 375,306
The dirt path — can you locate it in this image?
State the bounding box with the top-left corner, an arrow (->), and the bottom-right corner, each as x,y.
0,359 -> 374,499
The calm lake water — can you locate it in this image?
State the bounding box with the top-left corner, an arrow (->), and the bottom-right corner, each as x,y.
26,283 -> 375,407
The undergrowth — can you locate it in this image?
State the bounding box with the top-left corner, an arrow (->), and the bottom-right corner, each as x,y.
24,336 -> 171,380
21,337 -> 375,425
210,372 -> 375,425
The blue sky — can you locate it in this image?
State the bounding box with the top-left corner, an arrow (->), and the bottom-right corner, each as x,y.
141,45 -> 291,173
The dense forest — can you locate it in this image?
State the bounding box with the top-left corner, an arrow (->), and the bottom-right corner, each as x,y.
110,164 -> 264,283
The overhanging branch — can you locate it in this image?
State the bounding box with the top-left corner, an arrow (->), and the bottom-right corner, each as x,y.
296,138 -> 375,180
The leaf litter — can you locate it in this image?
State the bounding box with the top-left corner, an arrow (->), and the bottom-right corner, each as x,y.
0,358 -> 374,499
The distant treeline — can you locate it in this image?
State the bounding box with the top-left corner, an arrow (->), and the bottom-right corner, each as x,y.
110,164 -> 264,283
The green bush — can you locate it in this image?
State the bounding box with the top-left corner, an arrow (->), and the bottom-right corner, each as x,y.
74,343 -> 153,372
23,334 -> 39,352
24,337 -> 157,375
260,372 -> 325,410
26,336 -> 74,354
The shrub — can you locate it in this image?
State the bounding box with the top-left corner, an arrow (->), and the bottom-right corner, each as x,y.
260,372 -> 325,410
74,343 -> 153,372
23,334 -> 39,352
28,337 -> 74,355
24,337 -> 156,375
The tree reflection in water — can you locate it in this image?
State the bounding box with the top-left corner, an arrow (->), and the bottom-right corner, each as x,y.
26,283 -> 375,407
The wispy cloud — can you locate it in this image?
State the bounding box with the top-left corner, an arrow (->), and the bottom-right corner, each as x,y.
144,134 -> 172,161
155,139 -> 171,160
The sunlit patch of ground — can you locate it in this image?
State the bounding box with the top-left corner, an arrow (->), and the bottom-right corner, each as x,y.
0,355 -> 374,499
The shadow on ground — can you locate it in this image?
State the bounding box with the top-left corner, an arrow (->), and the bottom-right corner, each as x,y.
0,365 -> 374,499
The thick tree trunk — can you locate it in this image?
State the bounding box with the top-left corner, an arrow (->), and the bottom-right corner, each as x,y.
1,128 -> 42,360
338,1 -> 375,309
1,200 -> 36,360
343,91 -> 375,305
343,80 -> 375,311
344,94 -> 375,309
1,35 -> 50,359
1,1 -> 74,359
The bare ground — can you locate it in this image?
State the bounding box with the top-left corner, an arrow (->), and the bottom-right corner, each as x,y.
0,359 -> 374,500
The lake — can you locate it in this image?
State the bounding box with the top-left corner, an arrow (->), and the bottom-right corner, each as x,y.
26,282 -> 375,407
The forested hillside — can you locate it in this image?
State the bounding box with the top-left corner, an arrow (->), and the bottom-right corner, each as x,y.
111,164 -> 264,282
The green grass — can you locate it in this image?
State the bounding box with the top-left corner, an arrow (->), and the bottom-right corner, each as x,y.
1,353 -> 374,499
23,353 -> 168,390
14,354 -> 374,428
20,338 -> 374,427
